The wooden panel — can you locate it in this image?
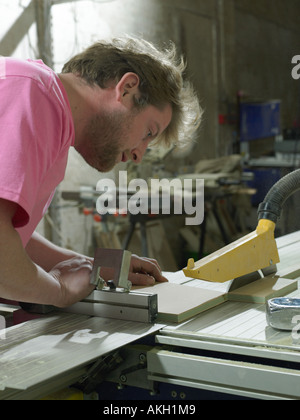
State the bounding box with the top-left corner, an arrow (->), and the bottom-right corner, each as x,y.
228,276 -> 298,304
133,283 -> 226,323
139,268 -> 299,321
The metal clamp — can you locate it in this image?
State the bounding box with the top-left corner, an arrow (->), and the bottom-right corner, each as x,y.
90,248 -> 132,292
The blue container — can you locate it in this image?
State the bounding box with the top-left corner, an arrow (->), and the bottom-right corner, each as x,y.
244,168 -> 281,206
240,101 -> 281,142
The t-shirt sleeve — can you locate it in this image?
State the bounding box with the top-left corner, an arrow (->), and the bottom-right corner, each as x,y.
0,75 -> 63,228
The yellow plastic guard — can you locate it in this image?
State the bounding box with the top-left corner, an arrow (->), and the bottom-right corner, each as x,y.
183,219 -> 280,283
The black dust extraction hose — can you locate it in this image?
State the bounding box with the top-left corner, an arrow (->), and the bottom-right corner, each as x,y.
258,169 -> 300,223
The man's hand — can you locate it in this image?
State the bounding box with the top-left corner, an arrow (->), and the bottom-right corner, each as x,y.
49,257 -> 95,307
47,251 -> 168,308
99,254 -> 168,287
128,254 -> 168,286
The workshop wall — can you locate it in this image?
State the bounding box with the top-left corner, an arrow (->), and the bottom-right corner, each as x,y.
235,0 -> 300,131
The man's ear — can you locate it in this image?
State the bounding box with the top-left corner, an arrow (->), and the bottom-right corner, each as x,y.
116,72 -> 140,107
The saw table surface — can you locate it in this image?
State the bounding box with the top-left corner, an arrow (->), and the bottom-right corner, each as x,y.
0,313 -> 164,399
1,230 -> 300,400
159,230 -> 300,348
149,230 -> 300,400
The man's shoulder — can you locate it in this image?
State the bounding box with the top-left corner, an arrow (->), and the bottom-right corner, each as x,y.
1,57 -> 55,89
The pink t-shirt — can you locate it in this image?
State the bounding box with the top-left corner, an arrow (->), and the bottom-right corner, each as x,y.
0,58 -> 74,246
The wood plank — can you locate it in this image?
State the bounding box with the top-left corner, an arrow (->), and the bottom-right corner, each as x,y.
133,282 -> 226,323
137,271 -> 298,322
228,276 -> 298,303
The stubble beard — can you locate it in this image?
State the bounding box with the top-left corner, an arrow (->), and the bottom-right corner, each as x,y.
76,110 -> 132,173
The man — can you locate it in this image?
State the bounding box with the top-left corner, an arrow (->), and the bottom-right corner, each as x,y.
0,37 -> 201,308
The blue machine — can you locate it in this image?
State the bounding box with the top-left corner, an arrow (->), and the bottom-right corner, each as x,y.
240,100 -> 282,205
240,100 -> 281,142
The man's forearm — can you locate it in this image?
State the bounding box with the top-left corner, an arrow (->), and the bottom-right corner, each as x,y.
0,199 -> 94,307
25,231 -> 81,272
0,228 -> 94,307
0,226 -> 62,305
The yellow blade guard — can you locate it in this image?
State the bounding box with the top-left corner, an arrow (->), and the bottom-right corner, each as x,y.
183,219 -> 280,283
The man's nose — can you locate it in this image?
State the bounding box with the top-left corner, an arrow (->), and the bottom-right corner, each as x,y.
130,142 -> 149,164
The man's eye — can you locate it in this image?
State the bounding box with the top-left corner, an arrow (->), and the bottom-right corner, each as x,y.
144,130 -> 152,141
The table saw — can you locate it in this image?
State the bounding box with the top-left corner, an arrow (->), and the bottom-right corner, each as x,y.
1,229 -> 300,400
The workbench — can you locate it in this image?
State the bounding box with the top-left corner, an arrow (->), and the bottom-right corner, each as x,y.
1,230 -> 300,400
